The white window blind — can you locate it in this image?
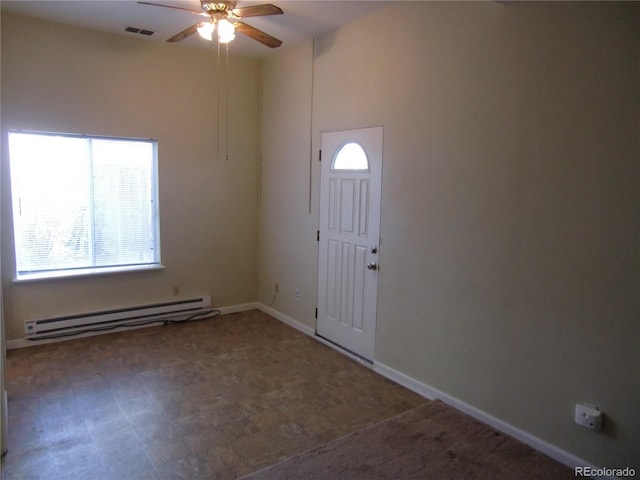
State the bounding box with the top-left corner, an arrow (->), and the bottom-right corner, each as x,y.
8,131 -> 160,280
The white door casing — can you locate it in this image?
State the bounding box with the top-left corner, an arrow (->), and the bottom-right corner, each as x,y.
317,126 -> 383,361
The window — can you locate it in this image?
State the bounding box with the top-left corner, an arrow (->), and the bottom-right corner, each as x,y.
8,130 -> 161,280
331,142 -> 369,171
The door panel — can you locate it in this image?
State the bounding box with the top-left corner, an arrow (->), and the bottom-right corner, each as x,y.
317,126 -> 383,361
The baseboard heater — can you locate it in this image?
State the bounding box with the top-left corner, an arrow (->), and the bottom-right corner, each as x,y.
25,295 -> 211,339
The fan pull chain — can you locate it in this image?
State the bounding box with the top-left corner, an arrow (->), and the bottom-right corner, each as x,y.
215,39 -> 230,162
216,39 -> 221,161
225,42 -> 230,162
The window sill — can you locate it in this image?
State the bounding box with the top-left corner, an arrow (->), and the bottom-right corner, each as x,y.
14,264 -> 165,284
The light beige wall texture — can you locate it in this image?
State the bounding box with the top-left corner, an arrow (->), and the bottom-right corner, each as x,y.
258,40 -> 316,326
1,13 -> 260,340
259,1 -> 639,470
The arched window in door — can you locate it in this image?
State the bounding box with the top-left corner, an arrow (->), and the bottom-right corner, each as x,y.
331,142 -> 369,172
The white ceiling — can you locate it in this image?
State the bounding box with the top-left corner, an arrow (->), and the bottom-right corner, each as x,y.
1,0 -> 394,57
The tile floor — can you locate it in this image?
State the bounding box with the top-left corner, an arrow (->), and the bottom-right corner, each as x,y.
2,310 -> 427,479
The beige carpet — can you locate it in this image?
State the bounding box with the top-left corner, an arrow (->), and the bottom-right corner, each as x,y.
242,400 -> 574,480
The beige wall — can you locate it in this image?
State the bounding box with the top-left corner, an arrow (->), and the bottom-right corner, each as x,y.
1,13 -> 260,340
259,1 -> 639,470
258,40 -> 316,324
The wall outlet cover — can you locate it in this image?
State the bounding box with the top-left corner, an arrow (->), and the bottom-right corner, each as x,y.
575,403 -> 602,431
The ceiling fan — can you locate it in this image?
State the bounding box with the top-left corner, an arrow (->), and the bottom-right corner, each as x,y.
138,0 -> 283,48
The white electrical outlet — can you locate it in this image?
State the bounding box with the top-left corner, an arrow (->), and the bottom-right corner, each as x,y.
295,288 -> 301,301
575,403 -> 602,431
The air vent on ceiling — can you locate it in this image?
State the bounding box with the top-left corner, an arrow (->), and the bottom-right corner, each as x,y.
125,27 -> 155,36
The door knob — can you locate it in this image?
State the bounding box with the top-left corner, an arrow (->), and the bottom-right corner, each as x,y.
367,262 -> 378,271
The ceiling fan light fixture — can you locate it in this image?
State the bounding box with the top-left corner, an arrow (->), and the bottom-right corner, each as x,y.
197,21 -> 215,41
139,1 -> 283,48
217,18 -> 236,43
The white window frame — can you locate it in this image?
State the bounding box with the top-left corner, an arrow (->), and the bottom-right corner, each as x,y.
8,130 -> 163,282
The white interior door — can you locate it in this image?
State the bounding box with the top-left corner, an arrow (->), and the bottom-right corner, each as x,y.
317,126 -> 383,361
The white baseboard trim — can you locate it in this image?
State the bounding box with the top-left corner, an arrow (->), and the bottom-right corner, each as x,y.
6,301 -> 259,350
373,361 -> 605,476
256,303 -> 315,337
217,302 -> 259,315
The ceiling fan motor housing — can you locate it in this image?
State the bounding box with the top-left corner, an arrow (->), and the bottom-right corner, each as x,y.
201,1 -> 237,13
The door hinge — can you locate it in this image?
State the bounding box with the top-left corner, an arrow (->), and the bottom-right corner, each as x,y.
315,308 -> 318,319
317,230 -> 319,242
319,149 -> 322,162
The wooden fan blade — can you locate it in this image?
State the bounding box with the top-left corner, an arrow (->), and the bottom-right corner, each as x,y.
234,21 -> 282,48
231,4 -> 283,18
167,23 -> 199,42
137,1 -> 208,17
